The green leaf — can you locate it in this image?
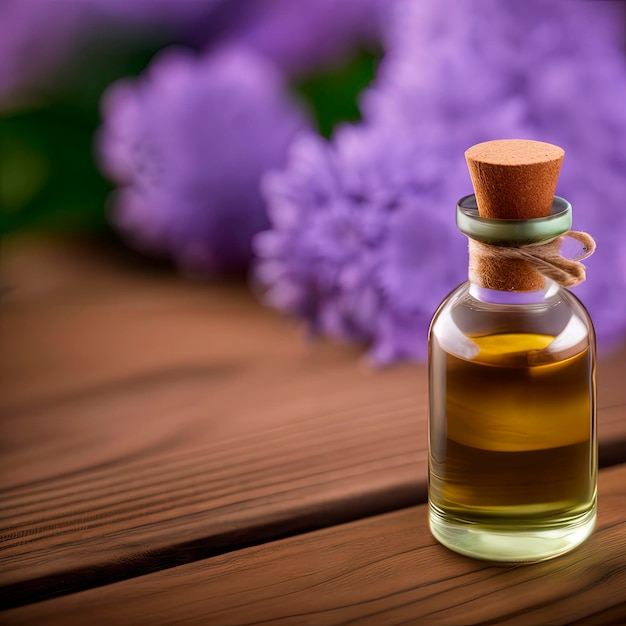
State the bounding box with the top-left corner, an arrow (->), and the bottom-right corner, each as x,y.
292,47 -> 382,138
0,38 -> 163,236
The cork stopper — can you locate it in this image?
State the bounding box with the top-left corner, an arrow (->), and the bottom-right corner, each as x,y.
464,139 -> 565,292
465,139 -> 564,220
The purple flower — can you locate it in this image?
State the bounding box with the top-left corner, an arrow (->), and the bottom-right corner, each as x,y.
87,0 -> 223,25
217,0 -> 389,75
0,0 -> 388,103
368,0 -> 626,125
98,45 -> 309,274
0,0 -> 90,101
255,127 -> 468,365
0,0 -> 225,102
256,0 -> 626,363
362,0 -> 626,349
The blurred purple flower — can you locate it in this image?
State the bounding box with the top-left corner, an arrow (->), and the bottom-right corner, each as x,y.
99,45 -> 309,274
254,128 -> 468,365
87,0 -> 223,25
0,0 -> 389,103
0,0 -> 225,102
218,0 -> 389,75
256,0 -> 626,363
0,0 -> 90,101
361,0 -> 626,349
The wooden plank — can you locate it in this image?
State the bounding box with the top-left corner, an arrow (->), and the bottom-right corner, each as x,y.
0,237 -> 424,606
3,464 -> 626,626
1,238 -> 626,606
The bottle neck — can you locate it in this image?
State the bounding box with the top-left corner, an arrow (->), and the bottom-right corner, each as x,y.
469,280 -> 558,305
467,239 -> 547,293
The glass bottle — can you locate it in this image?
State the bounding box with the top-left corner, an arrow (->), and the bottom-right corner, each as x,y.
428,193 -> 597,562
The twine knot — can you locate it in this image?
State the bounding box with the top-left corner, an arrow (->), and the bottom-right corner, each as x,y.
469,231 -> 596,288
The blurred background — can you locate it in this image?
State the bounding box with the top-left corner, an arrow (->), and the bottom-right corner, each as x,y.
2,0 -> 626,362
1,0 -> 383,234
2,6 -> 626,613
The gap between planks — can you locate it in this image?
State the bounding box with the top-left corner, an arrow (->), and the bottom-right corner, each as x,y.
2,464 -> 626,626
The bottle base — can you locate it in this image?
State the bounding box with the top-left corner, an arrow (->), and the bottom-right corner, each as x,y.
429,502 -> 596,563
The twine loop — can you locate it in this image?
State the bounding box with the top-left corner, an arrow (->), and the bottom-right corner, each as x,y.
469,231 -> 596,288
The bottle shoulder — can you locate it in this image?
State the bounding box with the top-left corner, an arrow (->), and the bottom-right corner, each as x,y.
429,282 -> 595,362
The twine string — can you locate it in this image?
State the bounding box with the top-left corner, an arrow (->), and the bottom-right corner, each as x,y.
469,231 -> 596,288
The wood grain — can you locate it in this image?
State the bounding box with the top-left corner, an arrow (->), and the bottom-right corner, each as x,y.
4,464 -> 626,626
0,238 -> 425,606
1,237 -> 626,608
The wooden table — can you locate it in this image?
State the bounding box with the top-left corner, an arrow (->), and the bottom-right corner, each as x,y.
2,237 -> 626,625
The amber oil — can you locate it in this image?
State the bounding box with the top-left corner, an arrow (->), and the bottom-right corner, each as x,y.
428,284 -> 597,562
